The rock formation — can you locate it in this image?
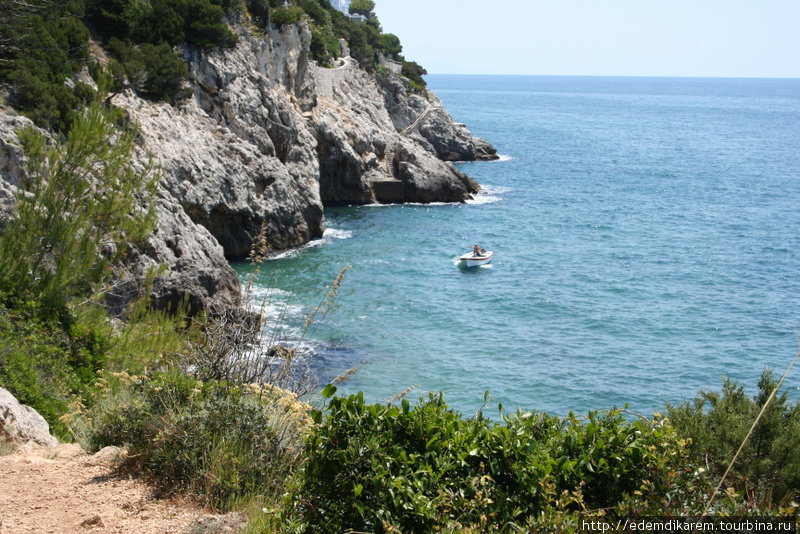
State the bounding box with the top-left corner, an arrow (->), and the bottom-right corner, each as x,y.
0,21 -> 496,316
0,387 -> 59,449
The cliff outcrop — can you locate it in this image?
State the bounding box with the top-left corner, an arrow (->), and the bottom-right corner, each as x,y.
0,21 -> 496,315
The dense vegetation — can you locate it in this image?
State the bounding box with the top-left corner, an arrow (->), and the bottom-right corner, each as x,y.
293,0 -> 427,89
0,0 -> 241,131
0,99 -> 159,435
0,0 -> 426,132
667,370 -> 800,509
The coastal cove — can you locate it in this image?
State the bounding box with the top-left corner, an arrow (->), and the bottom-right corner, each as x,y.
237,75 -> 800,417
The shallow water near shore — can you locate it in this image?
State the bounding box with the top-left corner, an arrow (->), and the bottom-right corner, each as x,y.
234,75 -> 800,417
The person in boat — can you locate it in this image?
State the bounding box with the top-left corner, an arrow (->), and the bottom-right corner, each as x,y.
472,244 -> 482,256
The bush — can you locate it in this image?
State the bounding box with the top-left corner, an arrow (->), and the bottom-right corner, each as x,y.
105,38 -> 189,102
349,0 -> 375,17
88,0 -> 237,49
270,6 -> 305,26
667,370 -> 800,509
0,303 -> 83,436
287,389 -> 701,533
0,0 -> 90,131
83,371 -> 311,509
379,33 -> 401,58
401,59 -> 427,92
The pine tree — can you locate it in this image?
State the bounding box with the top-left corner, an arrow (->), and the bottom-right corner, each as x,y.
0,101 -> 158,315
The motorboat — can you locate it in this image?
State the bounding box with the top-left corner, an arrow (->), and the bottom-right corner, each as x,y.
459,248 -> 493,268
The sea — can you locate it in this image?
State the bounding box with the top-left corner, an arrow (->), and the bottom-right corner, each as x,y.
233,75 -> 800,418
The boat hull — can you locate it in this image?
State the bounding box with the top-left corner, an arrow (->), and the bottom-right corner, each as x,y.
459,251 -> 493,268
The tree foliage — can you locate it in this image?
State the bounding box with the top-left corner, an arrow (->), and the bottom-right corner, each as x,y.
0,101 -> 159,437
0,0 -> 91,131
0,0 -> 238,129
667,370 -> 800,508
0,102 -> 157,315
270,5 -> 305,26
348,0 -> 374,17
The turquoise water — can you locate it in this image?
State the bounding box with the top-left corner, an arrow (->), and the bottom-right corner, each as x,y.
234,75 -> 800,417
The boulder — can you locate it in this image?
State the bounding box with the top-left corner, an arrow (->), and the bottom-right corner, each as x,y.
0,387 -> 59,449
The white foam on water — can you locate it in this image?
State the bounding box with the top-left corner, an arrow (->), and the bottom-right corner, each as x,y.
322,227 -> 354,240
244,286 -> 305,327
266,227 -> 354,259
362,201 -> 458,207
467,184 -> 510,205
494,154 -> 514,162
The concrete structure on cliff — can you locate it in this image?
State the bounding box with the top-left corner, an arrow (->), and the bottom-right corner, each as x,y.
328,0 -> 350,15
327,0 -> 366,21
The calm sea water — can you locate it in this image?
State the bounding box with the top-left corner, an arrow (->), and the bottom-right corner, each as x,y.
234,75 -> 800,417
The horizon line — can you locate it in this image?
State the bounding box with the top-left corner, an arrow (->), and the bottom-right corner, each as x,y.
423,73 -> 800,80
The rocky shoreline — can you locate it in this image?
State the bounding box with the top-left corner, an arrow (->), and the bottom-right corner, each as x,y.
0,22 -> 496,317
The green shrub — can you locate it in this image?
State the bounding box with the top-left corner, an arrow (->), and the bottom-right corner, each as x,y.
0,0 -> 90,131
0,299 -> 115,438
401,59 -> 427,91
246,0 -> 271,28
379,32 -> 401,58
667,370 -> 800,508
287,389 -> 701,533
0,101 -> 160,436
105,38 -> 190,102
348,0 -> 375,17
84,371 -> 311,509
88,0 -> 237,49
271,6 -> 305,26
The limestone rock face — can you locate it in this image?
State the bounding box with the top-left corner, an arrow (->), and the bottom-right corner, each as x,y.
106,191 -> 241,316
0,21 -> 497,316
118,25 -> 324,260
0,114 -> 32,231
0,387 -> 59,449
311,58 -> 485,205
0,110 -> 240,316
378,74 -> 497,162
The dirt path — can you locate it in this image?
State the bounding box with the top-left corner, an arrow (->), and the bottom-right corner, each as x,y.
0,444 -> 213,534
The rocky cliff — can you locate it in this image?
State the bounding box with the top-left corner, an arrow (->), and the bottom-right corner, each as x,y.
0,22 -> 496,315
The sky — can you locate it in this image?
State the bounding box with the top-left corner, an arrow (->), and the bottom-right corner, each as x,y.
372,0 -> 800,77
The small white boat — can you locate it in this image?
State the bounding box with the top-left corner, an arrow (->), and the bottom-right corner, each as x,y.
459,249 -> 493,268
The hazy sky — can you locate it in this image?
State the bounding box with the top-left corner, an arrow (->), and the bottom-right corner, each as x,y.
372,0 -> 800,77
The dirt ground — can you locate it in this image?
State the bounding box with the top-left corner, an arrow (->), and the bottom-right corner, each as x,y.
0,444 -> 213,534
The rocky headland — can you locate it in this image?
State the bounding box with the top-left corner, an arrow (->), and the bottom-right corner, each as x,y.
0,22 -> 496,316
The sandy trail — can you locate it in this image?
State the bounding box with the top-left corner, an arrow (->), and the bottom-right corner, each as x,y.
0,444 -> 207,534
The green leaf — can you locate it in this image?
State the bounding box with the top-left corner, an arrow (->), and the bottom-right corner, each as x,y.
321,383 -> 337,399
